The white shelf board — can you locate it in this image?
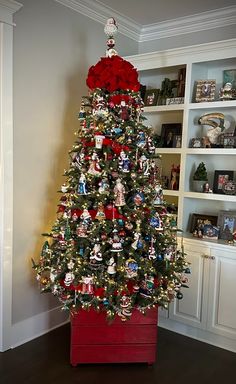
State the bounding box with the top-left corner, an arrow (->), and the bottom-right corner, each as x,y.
155,148 -> 182,154
143,104 -> 184,113
163,189 -> 180,197
188,100 -> 236,109
184,191 -> 236,202
186,148 -> 236,155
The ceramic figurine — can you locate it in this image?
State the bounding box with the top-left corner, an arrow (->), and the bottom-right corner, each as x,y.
114,178 -> 126,206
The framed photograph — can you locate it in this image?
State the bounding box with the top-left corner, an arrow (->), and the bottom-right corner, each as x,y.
202,224 -> 219,240
217,210 -> 236,241
190,213 -> 218,238
190,137 -> 202,148
223,135 -> 236,148
195,79 -> 216,102
144,89 -> 159,106
173,135 -> 182,148
223,69 -> 236,89
160,123 -> 182,148
213,170 -> 234,194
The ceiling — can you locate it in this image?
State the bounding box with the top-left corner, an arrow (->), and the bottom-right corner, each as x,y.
94,0 -> 236,25
55,0 -> 236,41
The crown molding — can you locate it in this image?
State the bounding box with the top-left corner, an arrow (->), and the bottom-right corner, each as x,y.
54,0 -> 141,41
125,38 -> 236,70
0,0 -> 23,25
54,1 -> 236,43
140,6 -> 236,42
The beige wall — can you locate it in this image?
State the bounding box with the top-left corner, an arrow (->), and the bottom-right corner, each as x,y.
13,0 -> 138,326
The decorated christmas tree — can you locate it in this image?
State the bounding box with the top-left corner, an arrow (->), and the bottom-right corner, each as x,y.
33,18 -> 188,321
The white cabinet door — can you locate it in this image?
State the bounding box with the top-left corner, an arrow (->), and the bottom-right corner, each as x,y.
169,242 -> 209,328
207,248 -> 236,340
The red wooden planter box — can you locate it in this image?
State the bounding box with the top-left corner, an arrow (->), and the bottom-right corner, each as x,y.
70,307 -> 158,366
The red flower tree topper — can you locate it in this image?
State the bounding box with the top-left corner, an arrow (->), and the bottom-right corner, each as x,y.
86,55 -> 140,92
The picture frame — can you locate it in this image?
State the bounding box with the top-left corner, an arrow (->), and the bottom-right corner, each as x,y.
190,213 -> 218,232
202,224 -> 219,240
213,170 -> 234,194
173,135 -> 182,148
217,210 -> 236,241
190,137 -> 202,148
223,135 -> 236,148
195,79 -> 216,102
223,69 -> 236,89
144,89 -> 160,106
190,213 -> 218,237
160,123 -> 182,148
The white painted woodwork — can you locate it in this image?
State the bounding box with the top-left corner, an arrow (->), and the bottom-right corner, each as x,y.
127,40 -> 236,352
0,0 -> 22,352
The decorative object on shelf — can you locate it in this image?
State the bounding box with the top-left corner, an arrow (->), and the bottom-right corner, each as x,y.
219,82 -> 234,101
192,162 -> 208,192
222,126 -> 236,148
195,79 -> 216,102
159,78 -> 173,105
198,112 -> 226,146
190,137 -> 202,148
160,123 -> 182,148
177,67 -> 186,97
213,170 -> 234,194
166,97 -> 184,105
217,210 -> 236,241
161,175 -> 169,189
170,164 -> 180,190
203,182 -> 212,193
190,213 -> 218,238
202,224 -> 219,240
173,135 -> 182,148
144,89 -> 159,106
223,69 -> 236,89
222,180 -> 236,195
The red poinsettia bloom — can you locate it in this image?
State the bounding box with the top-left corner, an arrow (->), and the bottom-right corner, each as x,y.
86,55 -> 140,92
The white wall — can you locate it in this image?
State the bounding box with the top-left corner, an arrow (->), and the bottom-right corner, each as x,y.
139,24 -> 236,53
12,0 -> 138,347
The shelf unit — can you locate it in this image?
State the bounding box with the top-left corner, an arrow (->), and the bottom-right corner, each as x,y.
126,39 -> 236,237
126,39 -> 236,352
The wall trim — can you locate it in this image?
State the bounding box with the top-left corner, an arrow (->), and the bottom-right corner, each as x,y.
54,1 -> 236,42
0,0 -> 22,353
159,318 -> 236,353
125,38 -> 236,70
54,0 -> 141,41
140,6 -> 236,42
0,0 -> 22,25
11,306 -> 69,349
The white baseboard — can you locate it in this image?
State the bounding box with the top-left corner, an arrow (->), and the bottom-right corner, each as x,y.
11,306 -> 69,349
158,317 -> 236,353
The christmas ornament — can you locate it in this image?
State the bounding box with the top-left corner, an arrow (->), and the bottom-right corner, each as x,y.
114,178 -> 126,206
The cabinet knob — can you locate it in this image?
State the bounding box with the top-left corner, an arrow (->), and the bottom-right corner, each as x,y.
201,254 -> 215,260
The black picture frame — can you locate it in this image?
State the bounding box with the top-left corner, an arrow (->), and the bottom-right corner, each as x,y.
190,213 -> 218,235
144,89 -> 160,106
217,210 -> 236,241
213,170 -> 234,194
160,123 -> 182,148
